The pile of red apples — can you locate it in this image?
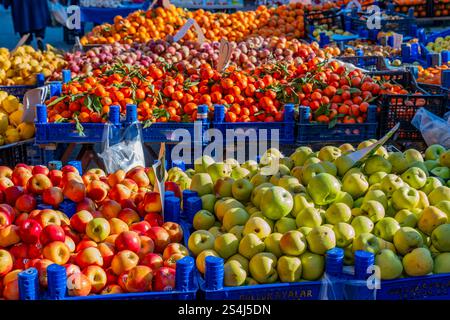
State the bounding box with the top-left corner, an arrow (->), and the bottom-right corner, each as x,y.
0,164 -> 188,299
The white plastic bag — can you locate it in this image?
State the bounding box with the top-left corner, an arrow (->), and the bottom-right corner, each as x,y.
49,1 -> 68,27
98,122 -> 145,174
411,108 -> 450,148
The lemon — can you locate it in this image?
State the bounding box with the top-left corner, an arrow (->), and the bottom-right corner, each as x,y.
2,95 -> 20,114
0,111 -> 8,134
5,127 -> 19,143
17,122 -> 35,140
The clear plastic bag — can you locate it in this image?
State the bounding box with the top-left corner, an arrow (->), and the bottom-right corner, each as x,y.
98,122 -> 145,174
411,108 -> 450,148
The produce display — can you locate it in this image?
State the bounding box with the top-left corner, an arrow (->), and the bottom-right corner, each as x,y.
0,163 -> 186,299
434,0 -> 450,17
339,42 -> 401,59
425,35 -> 450,53
80,0 -> 125,8
416,63 -> 450,85
0,92 -> 34,146
310,25 -> 355,42
0,46 -> 66,86
394,0 -> 428,17
180,143 -> 450,286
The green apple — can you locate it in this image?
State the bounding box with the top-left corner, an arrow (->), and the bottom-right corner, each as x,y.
375,249 -> 403,280
188,230 -> 215,256
214,198 -> 244,222
280,230 -> 307,256
201,194 -> 217,213
291,166 -> 303,182
196,249 -> 219,274
403,247 -> 433,276
222,207 -> 250,231
321,161 -> 337,176
417,190 -> 430,209
357,140 -> 375,150
277,256 -> 302,283
407,161 -> 429,176
307,173 -> 341,206
193,210 -> 216,230
239,233 -> 265,259
243,217 -> 272,239
244,277 -> 258,285
361,200 -> 385,222
352,233 -> 383,254
250,173 -> 270,187
296,207 -> 323,228
428,186 -> 450,205
86,218 -> 110,242
421,177 -> 443,195
388,152 -> 409,174
280,157 -> 294,170
274,217 -> 297,234
342,167 -> 363,183
392,186 -> 420,210
278,175 -> 303,194
333,222 -> 355,247
334,154 -> 356,177
260,148 -> 282,166
433,253 -> 450,274
223,260 -> 247,286
339,143 -> 355,153
363,189 -> 388,209
351,216 -> 374,236
318,146 -> 341,162
431,167 -> 450,180
225,158 -> 239,169
214,233 -> 239,259
306,226 -> 336,255
301,163 -> 325,186
227,254 -> 249,273
185,169 -> 195,178
425,144 -> 446,161
394,209 -> 418,228
230,166 -> 250,180
231,178 -> 253,202
229,225 -> 244,242
207,162 -> 231,183
393,227 -> 424,256
418,206 -> 448,235
249,212 -> 274,230
369,172 -> 388,185
380,174 -> 405,196
194,155 -> 215,173
325,203 -> 352,224
439,150 -> 450,167
431,223 -> 450,251
300,251 -> 324,280
401,167 -> 427,189
298,226 -> 313,237
290,147 -> 313,167
424,160 -> 439,171
373,217 -> 400,242
264,233 -> 283,258
242,160 -> 259,178
436,200 -> 450,218
250,182 -> 273,209
364,155 -> 392,175
208,226 -> 224,238
190,173 -> 214,196
343,244 -> 354,265
213,177 -> 235,198
342,173 -> 369,199
404,149 -> 424,165
292,193 -> 314,217
249,252 -> 278,284
261,186 -> 293,220
304,157 -> 321,167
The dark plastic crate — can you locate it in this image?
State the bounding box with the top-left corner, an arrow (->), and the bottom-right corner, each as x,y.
393,1 -> 430,18
297,105 -> 378,143
0,140 -> 53,167
338,55 -> 389,71
373,69 -> 449,140
212,104 -> 295,144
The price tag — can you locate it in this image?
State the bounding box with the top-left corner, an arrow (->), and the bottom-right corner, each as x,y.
173,18 -> 205,44
216,38 -> 232,72
152,143 -> 166,218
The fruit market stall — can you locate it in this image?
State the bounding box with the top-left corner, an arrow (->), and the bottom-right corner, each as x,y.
79,0 -> 151,25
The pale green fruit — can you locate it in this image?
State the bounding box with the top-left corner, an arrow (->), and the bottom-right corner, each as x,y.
194,155 -> 215,173
238,233 -> 265,259
214,233 -> 239,259
325,203 -> 352,224
394,209 -> 418,228
333,222 -> 355,247
380,174 -> 404,196
431,223 -> 450,252
360,200 -> 385,222
190,173 -> 214,196
201,194 -> 217,213
279,230 -> 307,256
404,149 -> 424,165
250,173 -> 270,187
300,252 -> 325,280
301,163 -> 325,186
227,254 -> 249,273
280,157 -> 294,170
375,249 -> 403,280
208,226 -> 224,238
388,152 -> 409,174
433,253 -> 450,274
321,161 -> 337,176
243,217 -> 272,240
274,217 -> 297,234
403,248 -> 433,276
342,173 -> 369,199
250,182 -> 273,209
297,226 -> 313,237
290,148 -> 313,167
334,191 -> 354,209
421,177 -> 443,195
261,186 -> 294,220
292,193 -> 314,217
334,154 -> 356,177
224,260 -> 247,287
428,186 -> 450,205
318,146 -> 341,162
436,200 -> 450,219
249,252 -> 278,284
228,225 -> 244,242
401,167 -> 427,189
363,189 -> 388,210
193,210 -> 216,231
188,230 -> 215,257
364,155 -> 392,175
214,197 -> 244,222
373,217 -> 400,242
369,172 -> 388,185
417,206 -> 448,235
306,226 -> 336,255
296,207 -> 322,228
231,178 -> 254,203
222,207 -> 250,232
344,244 -> 354,265
351,216 -> 374,236
264,233 -> 283,258
277,256 -> 302,283
339,143 -> 355,153
393,227 -> 424,256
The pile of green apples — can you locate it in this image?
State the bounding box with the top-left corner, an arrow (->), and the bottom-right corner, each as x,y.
426,36 -> 450,54
178,141 -> 450,287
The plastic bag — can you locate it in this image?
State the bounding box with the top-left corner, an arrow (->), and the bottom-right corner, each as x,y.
411,108 -> 450,148
98,122 -> 145,174
49,1 -> 68,27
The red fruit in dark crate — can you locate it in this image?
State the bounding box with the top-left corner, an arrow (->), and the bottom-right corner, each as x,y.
32,165 -> 49,176
115,231 -> 141,253
19,219 -> 43,243
153,267 -> 176,291
40,225 -> 65,246
147,227 -> 170,253
140,253 -> 163,271
164,181 -> 181,198
130,221 -> 151,235
4,186 -> 24,206
144,212 -> 163,227
48,170 -> 63,187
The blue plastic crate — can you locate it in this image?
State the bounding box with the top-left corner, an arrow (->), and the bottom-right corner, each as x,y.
297,105 -> 378,143
212,104 -> 295,144
197,248 -> 346,300
0,74 -> 45,99
142,121 -> 210,144
18,221 -> 198,300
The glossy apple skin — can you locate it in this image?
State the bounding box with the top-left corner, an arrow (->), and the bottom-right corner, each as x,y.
144,212 -> 163,227
115,231 -> 141,253
153,267 -> 176,291
130,221 -> 152,235
19,219 -> 42,244
40,225 -> 66,246
67,273 -> 92,296
147,227 -> 170,253
162,222 -> 183,243
4,186 -> 24,206
140,253 -> 164,271
143,192 -> 162,213
70,210 -> 94,233
27,174 -> 53,194
165,181 -> 181,198
15,194 -> 37,212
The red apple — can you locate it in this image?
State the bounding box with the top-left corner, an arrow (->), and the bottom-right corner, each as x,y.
75,240 -> 97,252
126,167 -> 150,188
108,184 -> 131,203
109,218 -> 129,235
75,247 -> 103,269
63,179 -> 86,203
27,243 -> 42,259
35,209 -> 61,227
40,225 -> 65,246
3,278 -> 19,300
0,177 -> 14,192
62,165 -> 79,175
42,241 -> 71,265
4,186 -> 24,206
87,180 -> 109,203
153,267 -> 176,291
76,198 -> 96,213
99,200 -> 121,219
120,198 -> 138,212
164,253 -> 184,269
107,169 -> 126,187
19,219 -> 42,243
115,231 -> 141,253
0,166 -> 13,179
62,225 -> 80,245
117,271 -> 129,291
98,242 -> 115,268
0,225 -> 20,247
9,243 -> 28,260
82,172 -> 99,185
162,243 -> 189,260
61,172 -> 82,188
162,222 -> 184,243
138,235 -> 155,259
0,209 -> 12,229
143,192 -> 162,213
124,265 -> 153,292
140,253 -> 164,271
11,167 -> 32,187
64,263 -> 81,278
111,250 -> 139,276
0,249 -> 13,276
82,265 -> 107,293
117,208 -> 140,225
15,194 -> 37,212
14,212 -> 28,227
144,212 -> 163,227
130,221 -> 151,235
105,268 -> 117,285
165,181 -> 181,198
147,227 -> 170,253
67,273 -> 91,296
101,284 -> 123,295
32,165 -> 49,176
48,170 -> 63,187
27,174 -> 52,194
70,210 -> 93,233
42,187 -> 64,207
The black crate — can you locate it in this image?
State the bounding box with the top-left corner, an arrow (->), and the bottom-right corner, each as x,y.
305,8 -> 345,38
0,140 -> 54,167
